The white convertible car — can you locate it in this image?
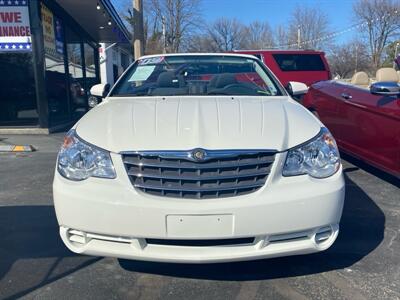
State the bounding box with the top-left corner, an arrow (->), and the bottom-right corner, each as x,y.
53,53 -> 345,263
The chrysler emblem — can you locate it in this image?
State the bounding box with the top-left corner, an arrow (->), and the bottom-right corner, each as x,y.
191,148 -> 207,161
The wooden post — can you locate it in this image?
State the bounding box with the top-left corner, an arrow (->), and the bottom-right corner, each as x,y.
133,0 -> 144,60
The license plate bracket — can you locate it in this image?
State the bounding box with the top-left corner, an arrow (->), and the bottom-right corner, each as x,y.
166,214 -> 234,238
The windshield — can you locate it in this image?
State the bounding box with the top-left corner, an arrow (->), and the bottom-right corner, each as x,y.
110,55 -> 283,97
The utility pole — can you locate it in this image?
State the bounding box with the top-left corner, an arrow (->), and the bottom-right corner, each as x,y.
133,0 -> 144,60
161,15 -> 167,54
297,25 -> 301,49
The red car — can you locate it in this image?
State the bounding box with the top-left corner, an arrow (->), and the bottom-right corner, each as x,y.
303,68 -> 400,178
234,50 -> 331,87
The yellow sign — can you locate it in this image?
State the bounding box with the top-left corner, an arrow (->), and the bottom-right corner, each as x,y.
41,3 -> 56,56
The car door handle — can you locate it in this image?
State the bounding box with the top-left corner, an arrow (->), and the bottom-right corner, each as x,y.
341,93 -> 352,100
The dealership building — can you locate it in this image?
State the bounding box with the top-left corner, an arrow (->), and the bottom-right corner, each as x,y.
0,0 -> 131,133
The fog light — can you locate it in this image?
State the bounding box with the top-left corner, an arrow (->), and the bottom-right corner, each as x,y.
315,226 -> 333,244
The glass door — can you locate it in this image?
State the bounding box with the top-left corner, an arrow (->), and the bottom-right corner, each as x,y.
0,53 -> 38,126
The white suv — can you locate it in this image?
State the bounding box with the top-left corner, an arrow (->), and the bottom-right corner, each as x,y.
53,53 -> 345,263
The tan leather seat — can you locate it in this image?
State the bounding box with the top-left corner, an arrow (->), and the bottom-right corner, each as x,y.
376,68 -> 398,82
350,71 -> 369,88
397,70 -> 400,82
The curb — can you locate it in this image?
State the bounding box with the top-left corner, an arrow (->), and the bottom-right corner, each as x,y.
0,145 -> 36,152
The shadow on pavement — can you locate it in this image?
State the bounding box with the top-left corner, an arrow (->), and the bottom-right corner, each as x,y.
119,170 -> 386,280
0,163 -> 388,297
0,205 -> 100,300
341,153 -> 399,187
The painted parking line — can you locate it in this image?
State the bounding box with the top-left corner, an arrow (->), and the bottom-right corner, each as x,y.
0,145 -> 36,152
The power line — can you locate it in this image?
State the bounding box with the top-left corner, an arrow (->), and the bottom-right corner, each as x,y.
272,9 -> 399,49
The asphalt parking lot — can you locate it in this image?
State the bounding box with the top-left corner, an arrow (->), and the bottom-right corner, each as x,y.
0,134 -> 399,300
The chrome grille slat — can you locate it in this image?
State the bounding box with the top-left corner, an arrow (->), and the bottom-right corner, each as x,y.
123,157 -> 274,169
122,150 -> 275,199
127,170 -> 269,181
134,182 -> 265,192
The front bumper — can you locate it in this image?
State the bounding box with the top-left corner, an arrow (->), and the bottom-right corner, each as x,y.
53,152 -> 345,263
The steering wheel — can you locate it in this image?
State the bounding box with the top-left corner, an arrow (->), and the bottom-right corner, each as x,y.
226,83 -> 267,95
228,83 -> 272,96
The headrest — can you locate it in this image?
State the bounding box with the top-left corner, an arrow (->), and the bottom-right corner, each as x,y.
208,75 -> 220,88
282,60 -> 294,66
351,72 -> 369,86
157,72 -> 179,88
215,73 -> 237,88
376,68 -> 398,82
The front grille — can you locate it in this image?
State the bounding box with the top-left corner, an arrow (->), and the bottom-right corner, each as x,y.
122,150 -> 275,199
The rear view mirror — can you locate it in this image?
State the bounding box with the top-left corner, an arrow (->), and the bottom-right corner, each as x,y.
370,82 -> 400,96
286,81 -> 309,96
90,83 -> 110,98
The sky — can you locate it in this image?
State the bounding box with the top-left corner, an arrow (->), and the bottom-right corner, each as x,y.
113,0 -> 358,45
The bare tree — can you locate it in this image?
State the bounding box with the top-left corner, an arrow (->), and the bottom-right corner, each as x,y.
185,35 -> 220,52
287,6 -> 331,50
149,0 -> 203,53
328,40 -> 372,78
206,18 -> 248,51
244,21 -> 275,49
123,0 -> 202,54
354,0 -> 400,68
275,25 -> 289,49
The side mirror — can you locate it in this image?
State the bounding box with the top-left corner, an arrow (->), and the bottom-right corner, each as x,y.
90,83 -> 110,98
286,81 -> 309,96
370,82 -> 400,96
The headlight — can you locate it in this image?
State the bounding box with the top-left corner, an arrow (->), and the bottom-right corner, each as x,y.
283,128 -> 340,178
57,129 -> 116,181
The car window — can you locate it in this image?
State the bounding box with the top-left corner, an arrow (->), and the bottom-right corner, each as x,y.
272,54 -> 326,72
110,55 -> 283,97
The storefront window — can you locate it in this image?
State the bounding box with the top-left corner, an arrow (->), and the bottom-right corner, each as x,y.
42,3 -> 69,124
84,43 -> 99,96
66,28 -> 86,117
121,52 -> 130,70
0,53 -> 38,126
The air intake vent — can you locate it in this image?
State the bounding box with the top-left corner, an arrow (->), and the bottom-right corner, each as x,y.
146,237 -> 255,247
269,230 -> 310,243
122,149 -> 275,199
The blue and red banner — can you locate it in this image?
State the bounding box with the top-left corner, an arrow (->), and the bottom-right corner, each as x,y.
0,0 -> 31,52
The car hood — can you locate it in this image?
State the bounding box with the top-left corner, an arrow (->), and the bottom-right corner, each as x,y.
76,96 -> 321,153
